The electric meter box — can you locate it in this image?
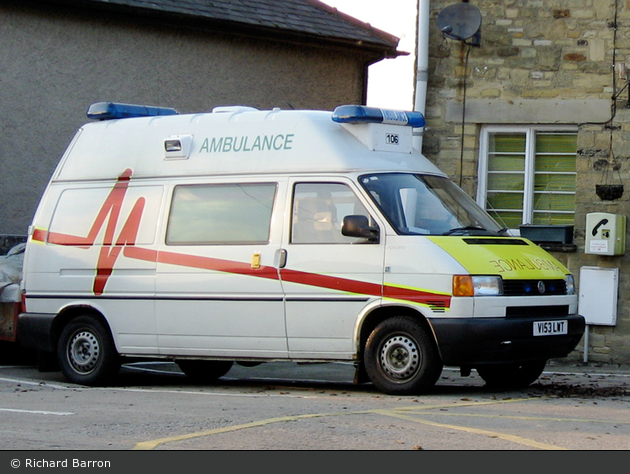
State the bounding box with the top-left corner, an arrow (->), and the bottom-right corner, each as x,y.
585,212 -> 626,255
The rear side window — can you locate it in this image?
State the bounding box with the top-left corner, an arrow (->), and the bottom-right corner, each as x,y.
49,185 -> 162,246
166,183 -> 277,245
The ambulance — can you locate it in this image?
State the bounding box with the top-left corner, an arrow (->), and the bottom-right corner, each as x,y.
17,102 -> 585,395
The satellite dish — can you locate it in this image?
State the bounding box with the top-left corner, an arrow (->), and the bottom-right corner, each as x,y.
436,3 -> 482,43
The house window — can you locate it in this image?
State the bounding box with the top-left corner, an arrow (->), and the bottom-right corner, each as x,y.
477,126 -> 577,229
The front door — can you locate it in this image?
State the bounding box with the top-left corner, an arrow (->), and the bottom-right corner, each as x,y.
279,179 -> 385,359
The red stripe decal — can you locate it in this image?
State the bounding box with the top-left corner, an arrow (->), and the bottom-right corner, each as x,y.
157,250 -> 280,281
279,268 -> 381,297
383,285 -> 451,308
31,168 -> 451,307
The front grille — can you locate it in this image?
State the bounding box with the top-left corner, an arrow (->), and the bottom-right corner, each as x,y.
506,305 -> 570,318
503,279 -> 567,296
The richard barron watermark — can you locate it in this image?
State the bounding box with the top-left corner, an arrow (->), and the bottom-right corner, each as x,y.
12,458 -> 111,468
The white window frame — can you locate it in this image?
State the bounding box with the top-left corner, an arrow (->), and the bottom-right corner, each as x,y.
476,124 -> 577,229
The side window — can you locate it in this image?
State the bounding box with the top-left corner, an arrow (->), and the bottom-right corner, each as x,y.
291,182 -> 372,244
166,183 -> 276,245
49,186 -> 162,246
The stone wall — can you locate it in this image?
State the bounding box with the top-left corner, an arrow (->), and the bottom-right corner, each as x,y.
425,0 -> 630,364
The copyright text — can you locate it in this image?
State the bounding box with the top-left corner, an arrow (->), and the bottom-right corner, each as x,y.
18,459 -> 111,468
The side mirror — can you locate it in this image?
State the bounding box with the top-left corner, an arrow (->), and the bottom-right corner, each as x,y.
342,215 -> 379,242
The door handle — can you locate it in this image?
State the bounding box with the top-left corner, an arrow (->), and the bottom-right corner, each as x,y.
277,249 -> 287,268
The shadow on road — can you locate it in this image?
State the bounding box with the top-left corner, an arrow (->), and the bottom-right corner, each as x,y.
3,351 -> 629,399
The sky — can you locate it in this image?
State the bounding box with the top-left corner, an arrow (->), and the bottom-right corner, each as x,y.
319,0 -> 418,110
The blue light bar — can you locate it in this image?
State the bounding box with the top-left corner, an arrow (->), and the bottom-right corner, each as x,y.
87,102 -> 179,120
332,105 -> 425,128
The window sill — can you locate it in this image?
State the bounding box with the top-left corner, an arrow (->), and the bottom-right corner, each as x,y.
536,242 -> 577,253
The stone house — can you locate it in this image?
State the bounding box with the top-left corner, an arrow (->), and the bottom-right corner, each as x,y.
0,0 -> 403,246
424,0 -> 630,364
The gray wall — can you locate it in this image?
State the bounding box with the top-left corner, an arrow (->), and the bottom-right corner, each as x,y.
0,3 -> 370,236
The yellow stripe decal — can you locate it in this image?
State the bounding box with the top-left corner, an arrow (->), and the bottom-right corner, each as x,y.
427,236 -> 569,279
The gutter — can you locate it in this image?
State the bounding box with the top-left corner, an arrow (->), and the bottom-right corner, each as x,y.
413,0 -> 430,152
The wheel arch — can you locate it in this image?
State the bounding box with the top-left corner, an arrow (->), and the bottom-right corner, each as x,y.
355,304 -> 440,362
50,305 -> 113,356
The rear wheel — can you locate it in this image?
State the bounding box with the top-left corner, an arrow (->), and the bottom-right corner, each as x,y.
364,316 -> 443,395
176,360 -> 234,382
57,315 -> 120,386
476,360 -> 547,389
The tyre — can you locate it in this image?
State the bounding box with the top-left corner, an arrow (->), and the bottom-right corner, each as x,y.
476,360 -> 547,389
57,315 -> 120,386
176,360 -> 234,382
364,316 -> 443,395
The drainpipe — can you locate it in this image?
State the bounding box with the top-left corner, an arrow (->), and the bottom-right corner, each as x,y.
413,0 -> 431,153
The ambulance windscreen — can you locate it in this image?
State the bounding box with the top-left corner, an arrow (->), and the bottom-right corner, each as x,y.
359,173 -> 504,236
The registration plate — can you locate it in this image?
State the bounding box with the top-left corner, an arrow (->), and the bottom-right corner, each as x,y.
533,320 -> 568,336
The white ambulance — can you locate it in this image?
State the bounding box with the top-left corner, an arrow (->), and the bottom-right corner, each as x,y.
17,102 -> 584,395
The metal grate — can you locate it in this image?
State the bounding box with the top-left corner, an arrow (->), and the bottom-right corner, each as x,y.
502,279 -> 567,296
506,305 -> 570,318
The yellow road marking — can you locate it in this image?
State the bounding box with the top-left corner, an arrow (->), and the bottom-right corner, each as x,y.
373,409 -> 567,450
413,411 -> 630,424
135,396 -> 572,450
395,396 -> 539,411
134,411 -> 363,450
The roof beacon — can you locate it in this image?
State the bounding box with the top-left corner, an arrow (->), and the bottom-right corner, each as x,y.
332,105 -> 425,128
87,102 -> 179,120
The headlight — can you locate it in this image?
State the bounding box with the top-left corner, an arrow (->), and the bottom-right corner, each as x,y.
565,274 -> 576,295
453,275 -> 503,296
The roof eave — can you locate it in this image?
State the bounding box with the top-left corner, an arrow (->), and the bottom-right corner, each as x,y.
27,0 -> 405,62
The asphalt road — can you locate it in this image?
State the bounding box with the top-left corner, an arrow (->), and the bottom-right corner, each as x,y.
0,356 -> 629,451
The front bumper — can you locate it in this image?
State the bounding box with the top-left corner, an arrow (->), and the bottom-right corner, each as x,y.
429,313 -> 585,367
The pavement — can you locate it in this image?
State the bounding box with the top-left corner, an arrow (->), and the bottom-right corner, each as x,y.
531,359 -> 630,398
545,358 -> 630,376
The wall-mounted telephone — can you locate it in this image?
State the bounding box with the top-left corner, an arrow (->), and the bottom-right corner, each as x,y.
585,213 -> 626,255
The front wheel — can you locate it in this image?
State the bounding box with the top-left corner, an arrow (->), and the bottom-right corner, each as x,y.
57,315 -> 120,386
476,360 -> 547,389
364,316 -> 443,395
